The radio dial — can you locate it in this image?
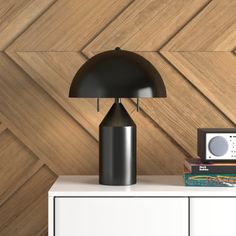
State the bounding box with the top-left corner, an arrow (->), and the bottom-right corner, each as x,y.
208,136 -> 228,156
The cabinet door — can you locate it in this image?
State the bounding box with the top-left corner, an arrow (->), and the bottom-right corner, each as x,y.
190,197 -> 236,236
55,197 -> 188,236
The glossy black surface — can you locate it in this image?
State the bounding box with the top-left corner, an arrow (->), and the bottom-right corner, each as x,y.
99,101 -> 136,185
69,49 -> 166,98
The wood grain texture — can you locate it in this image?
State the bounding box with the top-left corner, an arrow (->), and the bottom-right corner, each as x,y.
0,166 -> 56,236
0,0 -> 236,234
162,0 -> 236,51
0,0 -> 55,50
0,129 -> 43,206
0,53 -> 98,175
7,51 -> 104,139
7,0 -> 131,52
83,0 -> 209,55
161,52 -> 236,123
131,107 -> 187,174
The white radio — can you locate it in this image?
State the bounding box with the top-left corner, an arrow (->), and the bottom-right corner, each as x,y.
198,128 -> 236,163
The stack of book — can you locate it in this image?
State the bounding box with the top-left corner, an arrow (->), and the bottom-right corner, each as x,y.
184,157 -> 236,187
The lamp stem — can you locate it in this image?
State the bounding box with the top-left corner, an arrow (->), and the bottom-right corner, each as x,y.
115,97 -> 121,103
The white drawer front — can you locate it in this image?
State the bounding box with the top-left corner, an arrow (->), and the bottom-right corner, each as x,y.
55,197 -> 188,236
190,197 -> 236,236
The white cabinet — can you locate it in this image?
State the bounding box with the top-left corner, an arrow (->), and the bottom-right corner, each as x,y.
190,197 -> 236,236
55,197 -> 188,236
49,176 -> 236,236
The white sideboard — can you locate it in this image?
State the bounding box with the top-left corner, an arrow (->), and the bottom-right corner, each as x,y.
48,176 -> 236,236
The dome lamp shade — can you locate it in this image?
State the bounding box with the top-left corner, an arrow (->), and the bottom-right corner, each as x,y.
69,48 -> 167,186
69,48 -> 166,98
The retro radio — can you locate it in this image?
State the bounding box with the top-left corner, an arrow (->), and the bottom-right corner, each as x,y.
198,128 -> 236,163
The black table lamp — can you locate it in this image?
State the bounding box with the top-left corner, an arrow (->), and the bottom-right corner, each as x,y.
69,48 -> 166,185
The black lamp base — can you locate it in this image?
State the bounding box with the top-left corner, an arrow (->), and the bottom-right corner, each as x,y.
99,99 -> 136,185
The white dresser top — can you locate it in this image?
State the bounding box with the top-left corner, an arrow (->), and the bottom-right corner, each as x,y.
49,175 -> 236,197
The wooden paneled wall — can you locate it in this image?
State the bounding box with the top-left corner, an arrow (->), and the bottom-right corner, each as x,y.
0,0 -> 235,234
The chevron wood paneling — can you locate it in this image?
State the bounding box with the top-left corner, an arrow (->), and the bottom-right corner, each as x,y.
162,52 -> 236,123
83,0 -> 210,55
0,53 -> 98,175
0,0 -> 56,50
161,0 -> 236,51
7,0 -> 131,52
0,129 -> 43,205
0,166 -> 56,236
0,0 -> 236,235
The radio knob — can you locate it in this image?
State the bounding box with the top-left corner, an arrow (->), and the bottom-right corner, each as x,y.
208,136 -> 228,156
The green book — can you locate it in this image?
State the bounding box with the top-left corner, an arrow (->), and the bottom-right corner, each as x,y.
184,174 -> 236,187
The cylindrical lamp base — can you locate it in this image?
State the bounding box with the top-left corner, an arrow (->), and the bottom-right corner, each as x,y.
99,102 -> 136,185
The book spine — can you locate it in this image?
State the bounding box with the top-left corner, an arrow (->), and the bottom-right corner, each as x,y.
184,174 -> 236,187
185,165 -> 236,174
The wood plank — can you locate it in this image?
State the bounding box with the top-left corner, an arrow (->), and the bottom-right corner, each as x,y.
0,166 -> 56,236
0,129 -> 43,206
9,51 -> 187,174
162,0 -> 236,51
0,53 -> 98,175
0,0 -> 55,50
83,0 -> 209,56
161,52 -> 236,123
135,52 -> 233,157
7,0 -> 131,52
